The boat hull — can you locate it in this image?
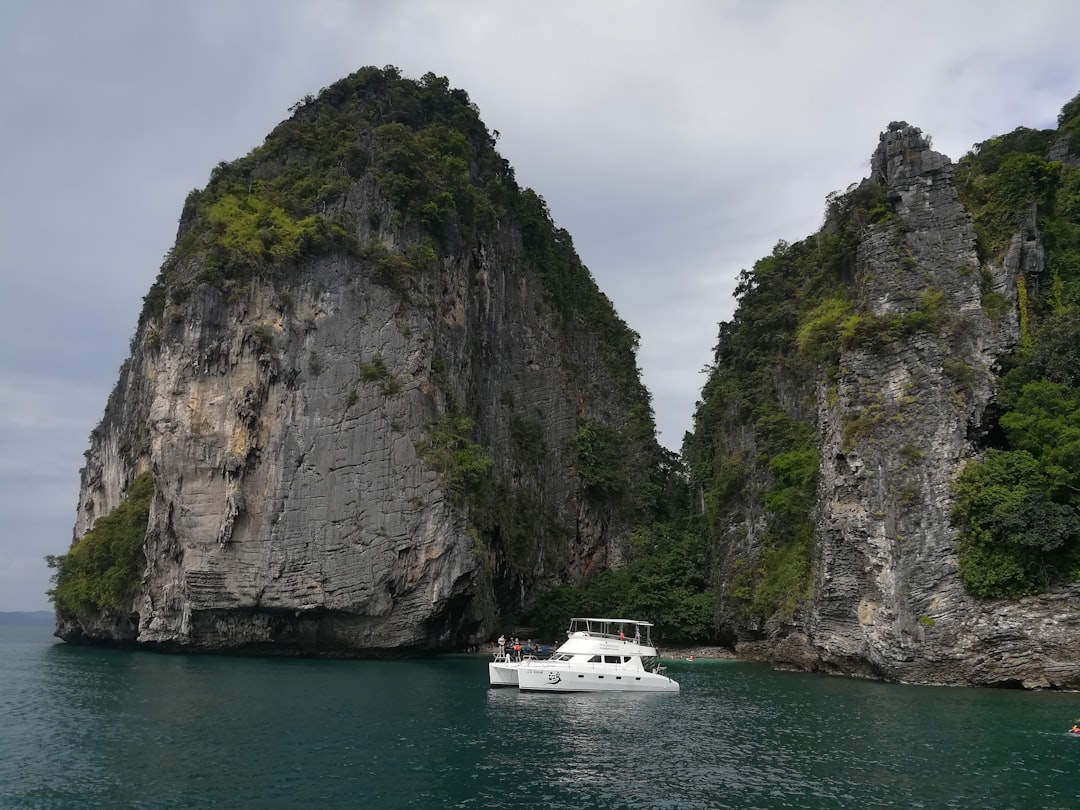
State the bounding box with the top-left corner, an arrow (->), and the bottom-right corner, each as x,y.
517,663 -> 680,693
488,660 -> 521,687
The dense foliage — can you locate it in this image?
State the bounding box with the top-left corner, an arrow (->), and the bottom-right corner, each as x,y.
47,472 -> 154,613
528,450 -> 714,643
141,67 -> 509,319
949,94 -> 1080,598
415,408 -> 494,507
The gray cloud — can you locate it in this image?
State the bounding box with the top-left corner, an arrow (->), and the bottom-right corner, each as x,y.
2,0 -> 1078,609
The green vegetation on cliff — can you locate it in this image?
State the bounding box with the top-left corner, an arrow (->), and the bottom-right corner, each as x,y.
133,67 -> 662,620
416,408 -> 494,506
949,93 -> 1080,598
681,93 -> 1080,619
47,472 -> 154,614
141,67 -> 506,317
141,66 -> 655,506
529,449 -> 714,643
681,176 -> 905,625
154,67 -> 664,629
141,68 -> 643,382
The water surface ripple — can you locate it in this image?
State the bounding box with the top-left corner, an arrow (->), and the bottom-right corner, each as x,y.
2,625 -> 1079,808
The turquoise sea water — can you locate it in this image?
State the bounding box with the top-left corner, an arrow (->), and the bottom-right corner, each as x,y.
2,621 -> 1080,809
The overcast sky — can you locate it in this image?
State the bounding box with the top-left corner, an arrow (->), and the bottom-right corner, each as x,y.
2,1 -> 1079,612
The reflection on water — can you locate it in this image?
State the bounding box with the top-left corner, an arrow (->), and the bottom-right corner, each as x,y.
487,687 -> 672,799
481,659 -> 1080,810
3,629 -> 1080,809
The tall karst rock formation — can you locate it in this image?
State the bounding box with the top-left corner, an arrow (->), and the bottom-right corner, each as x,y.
55,68 -> 659,653
687,112 -> 1080,688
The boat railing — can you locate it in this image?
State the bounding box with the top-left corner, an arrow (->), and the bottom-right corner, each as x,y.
493,651 -> 546,663
567,619 -> 656,645
572,630 -> 648,645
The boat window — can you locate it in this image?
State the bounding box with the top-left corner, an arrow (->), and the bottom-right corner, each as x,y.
623,657 -> 632,663
603,656 -> 621,664
588,655 -> 602,663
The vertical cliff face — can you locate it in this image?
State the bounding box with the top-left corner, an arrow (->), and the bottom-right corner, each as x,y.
57,68 -> 657,653
807,126 -> 1016,682
692,119 -> 1080,687
804,126 -> 1011,677
805,127 -> 1080,688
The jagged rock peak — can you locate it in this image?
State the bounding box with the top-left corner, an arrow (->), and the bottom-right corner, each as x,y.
871,121 -> 949,187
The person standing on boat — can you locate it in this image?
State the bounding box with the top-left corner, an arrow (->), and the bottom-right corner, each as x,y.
497,634 -> 506,658
513,638 -> 522,661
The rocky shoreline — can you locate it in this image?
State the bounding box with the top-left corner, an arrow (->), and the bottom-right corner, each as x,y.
659,645 -> 736,660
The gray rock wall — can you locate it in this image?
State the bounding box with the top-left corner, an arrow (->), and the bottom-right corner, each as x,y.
749,125 -> 1080,687
64,179 -> 646,653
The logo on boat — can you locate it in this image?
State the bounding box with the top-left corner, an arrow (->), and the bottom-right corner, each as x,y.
546,671 -> 561,684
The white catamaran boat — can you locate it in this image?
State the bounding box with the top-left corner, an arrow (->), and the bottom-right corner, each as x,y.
488,618 -> 680,693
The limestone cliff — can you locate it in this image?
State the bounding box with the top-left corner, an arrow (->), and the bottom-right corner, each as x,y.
689,118 -> 1080,688
802,125 -> 1062,687
56,68 -> 658,653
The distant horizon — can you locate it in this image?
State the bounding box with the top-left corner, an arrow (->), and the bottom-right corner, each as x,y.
0,611 -> 55,630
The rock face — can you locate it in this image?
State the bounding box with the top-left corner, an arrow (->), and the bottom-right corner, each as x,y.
58,69 -> 655,654
729,125 -> 1080,688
